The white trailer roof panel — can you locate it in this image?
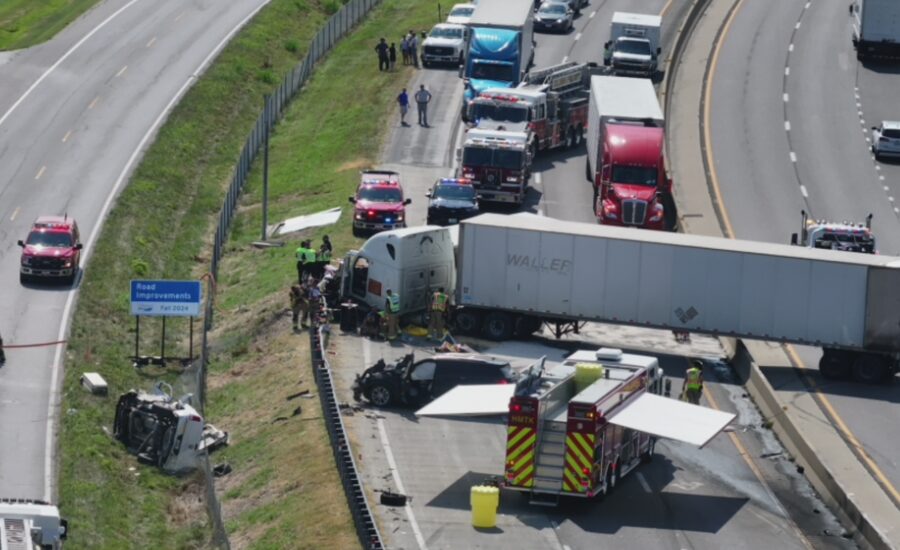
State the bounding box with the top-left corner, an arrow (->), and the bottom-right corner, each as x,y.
612,12 -> 662,27
469,0 -> 533,28
415,384 -> 514,417
590,75 -> 664,123
608,393 -> 735,447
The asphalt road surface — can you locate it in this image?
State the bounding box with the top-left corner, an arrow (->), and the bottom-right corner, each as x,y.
706,0 -> 900,501
0,0 -> 270,501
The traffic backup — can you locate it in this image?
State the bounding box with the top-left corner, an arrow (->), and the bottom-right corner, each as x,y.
349,170 -> 411,237
17,215 -> 83,285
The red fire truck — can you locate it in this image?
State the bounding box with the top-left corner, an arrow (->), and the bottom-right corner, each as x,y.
468,62 -> 595,155
458,126 -> 532,205
418,348 -> 734,505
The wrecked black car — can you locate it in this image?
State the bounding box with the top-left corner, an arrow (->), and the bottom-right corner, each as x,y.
352,353 -> 517,407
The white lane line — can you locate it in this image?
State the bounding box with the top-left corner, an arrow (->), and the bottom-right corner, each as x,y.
534,172 -> 542,185
10,206 -> 20,221
42,0 -> 275,503
562,55 -> 568,63
589,10 -> 597,18
880,175 -> 886,180
875,164 -> 881,170
574,32 -> 582,41
800,185 -> 808,198
88,96 -> 99,109
363,339 -> 427,550
795,22 -> 801,30
789,43 -> 794,52
35,166 -> 46,180
175,11 -> 185,22
636,472 -> 652,493
0,0 -> 142,130
789,151 -> 797,163
890,196 -> 895,203
783,93 -> 789,102
784,121 -> 791,131
895,207 -> 899,214
885,186 -> 890,191
116,65 -> 128,78
805,1 -> 811,8
146,36 -> 156,48
784,67 -> 790,76
62,130 -> 72,143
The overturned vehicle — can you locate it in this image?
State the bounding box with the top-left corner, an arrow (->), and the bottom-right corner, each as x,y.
114,382 -> 228,474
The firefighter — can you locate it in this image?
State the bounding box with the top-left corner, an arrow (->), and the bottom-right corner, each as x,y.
683,360 -> 703,405
385,289 -> 400,341
428,287 -> 449,339
295,240 -> 317,283
290,283 -> 308,330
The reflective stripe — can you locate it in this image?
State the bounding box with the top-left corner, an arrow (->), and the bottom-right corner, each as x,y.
506,425 -> 535,488
686,368 -> 702,391
388,294 -> 401,313
431,292 -> 448,311
562,432 -> 595,493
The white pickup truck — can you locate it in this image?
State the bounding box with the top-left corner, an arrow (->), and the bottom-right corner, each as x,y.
422,23 -> 468,67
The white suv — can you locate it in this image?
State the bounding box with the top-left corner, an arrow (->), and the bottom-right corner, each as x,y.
872,121 -> 900,160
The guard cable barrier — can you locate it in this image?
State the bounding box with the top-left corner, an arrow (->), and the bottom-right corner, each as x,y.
198,0 -> 383,547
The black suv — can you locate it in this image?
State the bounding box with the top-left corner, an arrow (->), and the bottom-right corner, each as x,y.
353,353 -> 516,407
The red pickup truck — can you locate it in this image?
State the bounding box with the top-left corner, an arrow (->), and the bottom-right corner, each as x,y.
18,215 -> 83,285
349,170 -> 411,237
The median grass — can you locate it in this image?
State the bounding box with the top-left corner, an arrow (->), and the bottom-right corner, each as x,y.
0,0 -> 100,50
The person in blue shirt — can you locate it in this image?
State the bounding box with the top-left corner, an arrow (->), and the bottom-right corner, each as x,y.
397,88 -> 410,126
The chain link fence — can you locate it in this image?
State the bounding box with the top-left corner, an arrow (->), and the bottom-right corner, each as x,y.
197,0 -> 382,547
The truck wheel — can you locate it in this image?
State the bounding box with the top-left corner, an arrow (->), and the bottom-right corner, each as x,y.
454,309 -> 482,336
819,350 -> 851,380
369,384 -> 393,407
852,354 -> 890,384
483,312 -> 514,341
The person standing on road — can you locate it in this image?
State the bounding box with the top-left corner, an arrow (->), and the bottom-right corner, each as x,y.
408,30 -> 419,68
397,88 -> 410,126
682,360 -> 704,405
401,34 -> 410,65
375,37 -> 390,71
415,84 -> 432,127
385,289 -> 401,341
389,42 -> 397,71
428,287 -> 449,339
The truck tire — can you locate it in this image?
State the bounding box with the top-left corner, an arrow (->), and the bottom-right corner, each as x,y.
483,312 -> 514,341
819,350 -> 851,380
454,309 -> 482,336
368,383 -> 394,407
852,354 -> 890,384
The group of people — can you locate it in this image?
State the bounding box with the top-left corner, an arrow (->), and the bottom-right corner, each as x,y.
374,30 -> 425,72
290,235 -> 336,330
295,235 -> 332,284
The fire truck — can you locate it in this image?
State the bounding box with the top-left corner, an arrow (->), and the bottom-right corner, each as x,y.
468,62 -> 596,154
790,210 -> 876,254
457,126 -> 532,205
417,348 -> 735,505
0,499 -> 68,549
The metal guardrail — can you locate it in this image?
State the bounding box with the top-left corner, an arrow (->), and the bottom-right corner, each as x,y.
311,321 -> 385,549
197,0 -> 383,547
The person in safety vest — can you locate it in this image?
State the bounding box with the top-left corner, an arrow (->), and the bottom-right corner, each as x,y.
295,240 -> 317,283
682,359 -> 703,404
428,287 -> 449,339
385,289 -> 401,341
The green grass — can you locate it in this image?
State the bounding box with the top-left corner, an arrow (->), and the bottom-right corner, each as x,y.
58,0 -> 442,546
0,0 -> 101,50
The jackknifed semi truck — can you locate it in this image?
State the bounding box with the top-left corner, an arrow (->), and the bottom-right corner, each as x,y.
339,213 -> 900,383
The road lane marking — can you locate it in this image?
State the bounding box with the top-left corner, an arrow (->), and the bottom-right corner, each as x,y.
534,172 -> 542,185
0,0 -> 142,131
636,472 -> 652,493
562,55 -> 568,63
589,10 -> 596,18
11,207 -> 20,221
88,96 -> 99,109
116,65 -> 128,78
783,93 -> 789,103
43,0 -> 274,503
785,67 -> 790,76
62,130 -> 72,143
800,185 -> 808,198
789,152 -> 797,163
574,32 -> 582,41
789,43 -> 794,52
146,36 -> 156,48
795,22 -> 801,30
660,0 -> 674,17
35,166 -> 46,180
784,121 -> 790,131
175,11 -> 185,22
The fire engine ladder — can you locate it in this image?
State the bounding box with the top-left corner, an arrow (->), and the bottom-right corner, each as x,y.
529,404 -> 569,506
521,61 -> 588,97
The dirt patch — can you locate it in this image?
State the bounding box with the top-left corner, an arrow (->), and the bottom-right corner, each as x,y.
167,474 -> 208,528
337,158 -> 372,172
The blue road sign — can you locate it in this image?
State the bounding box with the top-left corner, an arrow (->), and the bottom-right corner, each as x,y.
130,280 -> 202,317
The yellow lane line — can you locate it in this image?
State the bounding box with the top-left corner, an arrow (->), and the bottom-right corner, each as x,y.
660,0 -> 674,18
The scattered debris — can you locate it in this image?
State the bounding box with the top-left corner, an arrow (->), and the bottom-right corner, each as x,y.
380,491 -> 408,506
796,465 -> 805,474
269,206 -> 342,237
760,452 -> 783,460
212,463 -> 233,477
80,372 -> 108,395
287,389 -> 310,400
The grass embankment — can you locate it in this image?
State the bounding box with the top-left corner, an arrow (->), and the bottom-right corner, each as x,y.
57,1 -> 349,548
0,0 -> 100,50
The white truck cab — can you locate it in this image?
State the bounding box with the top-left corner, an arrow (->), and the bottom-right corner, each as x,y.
605,12 -> 662,78
0,499 -> 68,549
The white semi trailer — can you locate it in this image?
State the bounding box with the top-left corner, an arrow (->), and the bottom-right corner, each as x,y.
340,213 -> 900,383
851,0 -> 900,60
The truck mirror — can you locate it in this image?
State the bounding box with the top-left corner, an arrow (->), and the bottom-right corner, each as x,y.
404,198 -> 412,205
348,196 -> 356,204
17,240 -> 25,247
60,518 -> 69,539
75,243 -> 83,250
791,233 -> 798,245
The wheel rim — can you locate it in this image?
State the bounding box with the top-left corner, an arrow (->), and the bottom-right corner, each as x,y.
371,386 -> 390,406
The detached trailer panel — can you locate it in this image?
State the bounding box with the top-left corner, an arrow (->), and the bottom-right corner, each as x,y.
457,213 -> 900,351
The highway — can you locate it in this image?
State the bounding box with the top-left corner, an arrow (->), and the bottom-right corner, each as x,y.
0,0 -> 270,501
705,0 -> 900,500
350,0 -> 853,547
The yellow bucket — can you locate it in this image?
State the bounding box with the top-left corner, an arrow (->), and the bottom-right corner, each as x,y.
470,485 -> 499,528
575,362 -> 604,393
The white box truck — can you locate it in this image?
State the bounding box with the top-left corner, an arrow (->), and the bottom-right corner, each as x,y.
851,0 -> 900,60
0,499 -> 68,549
604,12 -> 662,77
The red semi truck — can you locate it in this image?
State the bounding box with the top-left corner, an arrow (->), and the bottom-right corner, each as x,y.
585,76 -> 672,231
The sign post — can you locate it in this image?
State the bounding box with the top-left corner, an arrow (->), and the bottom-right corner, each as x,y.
130,280 -> 202,366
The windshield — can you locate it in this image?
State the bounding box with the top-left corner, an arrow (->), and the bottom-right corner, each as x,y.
610,165 -> 658,186
358,187 -> 403,202
26,231 -> 73,247
434,184 -> 476,200
450,6 -> 474,17
471,62 -> 516,82
463,148 -> 523,170
430,27 -> 463,39
472,103 -> 529,123
615,40 -> 652,55
539,4 -> 567,15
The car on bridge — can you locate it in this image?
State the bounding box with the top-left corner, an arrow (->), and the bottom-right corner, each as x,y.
17,215 -> 82,285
